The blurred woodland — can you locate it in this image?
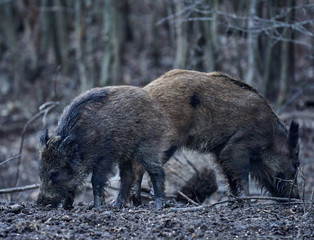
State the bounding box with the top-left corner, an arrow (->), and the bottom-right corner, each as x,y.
0,0 -> 313,202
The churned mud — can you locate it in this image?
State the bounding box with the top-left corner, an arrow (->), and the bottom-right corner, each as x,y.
0,100 -> 313,240
0,200 -> 313,239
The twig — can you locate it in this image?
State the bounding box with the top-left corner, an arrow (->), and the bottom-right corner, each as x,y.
168,195 -> 313,213
155,0 -> 203,26
225,197 -> 313,207
0,154 -> 22,166
309,187 -> 314,214
258,202 -> 312,206
299,167 -> 306,214
0,184 -> 39,194
280,111 -> 314,120
177,190 -> 200,206
288,167 -> 300,206
211,196 -> 309,206
277,89 -> 303,114
169,205 -> 205,213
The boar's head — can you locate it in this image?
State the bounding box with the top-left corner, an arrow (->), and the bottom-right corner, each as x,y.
258,121 -> 300,199
37,130 -> 82,208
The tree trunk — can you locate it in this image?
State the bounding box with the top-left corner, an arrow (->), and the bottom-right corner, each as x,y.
0,2 -> 20,94
174,0 -> 188,69
245,0 -> 261,90
262,0 -> 274,98
101,0 -> 126,86
192,20 -> 205,71
203,0 -> 220,72
84,0 -> 97,87
276,0 -> 295,106
74,0 -> 88,91
48,0 -> 69,74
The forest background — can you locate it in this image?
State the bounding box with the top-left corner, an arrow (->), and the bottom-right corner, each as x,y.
0,0 -> 313,202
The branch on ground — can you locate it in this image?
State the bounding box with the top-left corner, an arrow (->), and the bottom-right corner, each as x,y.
169,196 -> 314,213
0,155 -> 22,167
0,184 -> 40,194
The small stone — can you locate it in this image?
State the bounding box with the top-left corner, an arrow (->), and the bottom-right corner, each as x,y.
7,204 -> 23,213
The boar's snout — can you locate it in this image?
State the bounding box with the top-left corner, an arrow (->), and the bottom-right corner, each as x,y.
289,187 -> 300,199
274,172 -> 300,199
37,193 -> 62,208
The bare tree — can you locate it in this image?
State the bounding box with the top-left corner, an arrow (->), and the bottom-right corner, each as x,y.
101,0 -> 128,86
245,0 -> 262,90
74,0 -> 88,91
48,0 -> 69,74
277,0 -> 296,106
203,0 -> 220,71
174,0 -> 189,69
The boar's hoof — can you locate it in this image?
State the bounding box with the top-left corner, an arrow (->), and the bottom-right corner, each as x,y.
131,195 -> 142,206
63,205 -> 74,210
63,199 -> 74,210
154,198 -> 163,210
63,204 -> 74,210
92,202 -> 101,210
113,200 -> 124,209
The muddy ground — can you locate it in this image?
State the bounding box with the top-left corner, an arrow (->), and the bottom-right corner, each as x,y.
0,124 -> 314,240
0,199 -> 313,240
1,96 -> 314,239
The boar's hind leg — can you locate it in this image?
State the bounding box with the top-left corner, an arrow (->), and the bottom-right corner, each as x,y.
131,164 -> 145,206
146,167 -> 165,210
114,161 -> 135,208
139,160 -> 165,210
131,150 -> 173,207
219,136 -> 250,197
91,167 -> 108,209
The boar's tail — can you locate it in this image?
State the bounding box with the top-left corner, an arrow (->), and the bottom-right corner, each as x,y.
56,88 -> 108,138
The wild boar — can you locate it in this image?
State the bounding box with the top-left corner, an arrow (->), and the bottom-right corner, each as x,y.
37,86 -> 170,210
132,69 -> 300,204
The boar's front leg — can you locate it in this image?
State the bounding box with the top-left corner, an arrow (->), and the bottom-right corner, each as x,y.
146,167 -> 165,210
219,133 -> 250,197
140,159 -> 165,210
131,147 -> 174,207
63,191 -> 75,209
114,161 -> 135,208
91,167 -> 107,209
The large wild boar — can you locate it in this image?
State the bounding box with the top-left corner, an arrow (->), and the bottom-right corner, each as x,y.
37,86 -> 170,210
132,69 -> 300,204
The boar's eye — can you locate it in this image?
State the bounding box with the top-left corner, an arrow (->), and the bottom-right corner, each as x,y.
295,148 -> 299,158
293,162 -> 300,171
49,171 -> 59,183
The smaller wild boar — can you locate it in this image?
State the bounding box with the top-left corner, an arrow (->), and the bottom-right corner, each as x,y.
132,69 -> 300,205
37,86 -> 170,210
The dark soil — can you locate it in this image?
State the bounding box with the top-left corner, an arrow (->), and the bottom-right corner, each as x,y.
0,89 -> 313,240
0,200 -> 313,240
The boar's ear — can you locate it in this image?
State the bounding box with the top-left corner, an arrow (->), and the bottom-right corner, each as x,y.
59,135 -> 77,153
40,129 -> 49,146
288,121 -> 299,151
60,135 -> 80,170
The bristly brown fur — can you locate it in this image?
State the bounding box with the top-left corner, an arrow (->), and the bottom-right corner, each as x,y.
38,86 -> 170,210
131,69 -> 300,203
